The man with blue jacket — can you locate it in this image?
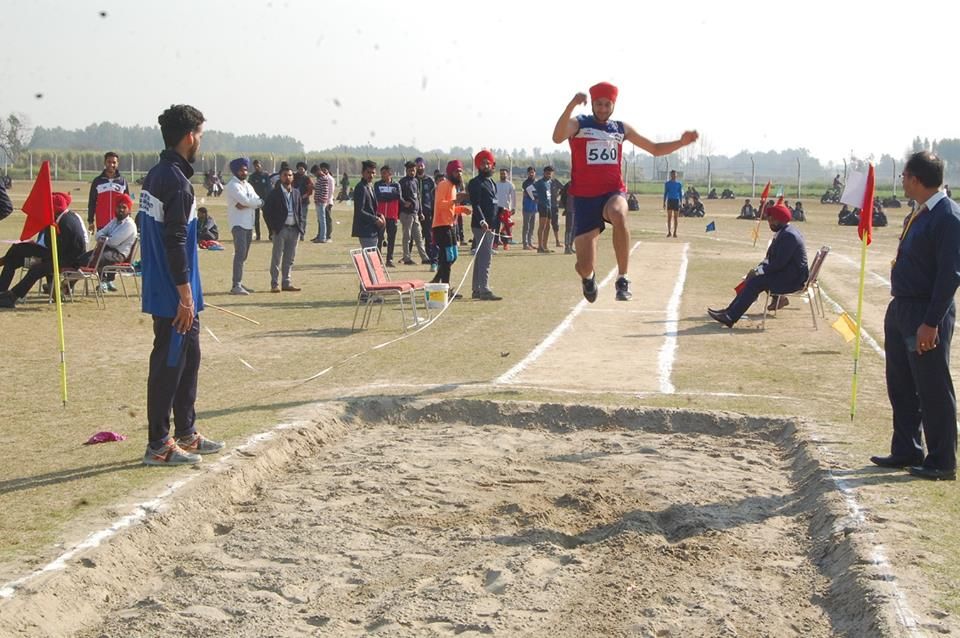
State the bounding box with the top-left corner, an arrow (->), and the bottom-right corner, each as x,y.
139,104 -> 224,466
707,203 -> 808,327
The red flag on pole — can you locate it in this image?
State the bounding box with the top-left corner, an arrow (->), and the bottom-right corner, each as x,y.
21,161 -> 55,241
858,164 -> 875,246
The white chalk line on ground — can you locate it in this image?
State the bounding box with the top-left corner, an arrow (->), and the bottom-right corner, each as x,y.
657,243 -> 689,394
830,250 -> 891,288
812,438 -> 921,635
819,287 -> 886,359
0,420 -> 310,600
495,241 -> 642,385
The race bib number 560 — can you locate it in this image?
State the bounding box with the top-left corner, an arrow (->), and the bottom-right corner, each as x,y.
586,140 -> 619,164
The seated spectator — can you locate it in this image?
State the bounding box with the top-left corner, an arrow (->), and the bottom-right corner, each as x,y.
792,201 -> 806,222
197,206 -> 220,242
627,192 -> 639,211
0,177 -> 12,221
707,204 -> 809,327
838,204 -> 859,226
738,199 -> 756,219
0,193 -> 87,308
721,188 -> 735,199
77,194 -> 138,291
707,187 -> 718,199
872,201 -> 888,227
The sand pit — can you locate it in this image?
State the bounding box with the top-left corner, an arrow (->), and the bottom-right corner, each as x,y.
2,400 -> 902,637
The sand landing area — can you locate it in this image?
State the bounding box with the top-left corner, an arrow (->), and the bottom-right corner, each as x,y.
1,400 -> 906,637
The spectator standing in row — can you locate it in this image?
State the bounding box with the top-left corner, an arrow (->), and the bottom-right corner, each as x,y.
339,171 -> 351,201
534,166 -> 555,252
431,160 -> 471,289
248,159 -> 271,240
312,162 -> 336,242
495,167 -> 517,249
521,166 -> 538,249
468,150 -> 502,301
416,157 -> 438,270
87,151 -> 130,232
352,160 -> 384,251
560,181 -> 576,254
293,162 -> 314,233
374,165 -> 401,267
399,161 -> 429,265
225,157 -> 264,295
263,165 -> 305,293
549,169 -> 564,248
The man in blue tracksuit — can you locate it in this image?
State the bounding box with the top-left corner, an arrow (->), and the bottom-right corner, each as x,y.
139,104 -> 224,466
663,169 -> 683,237
521,166 -> 538,249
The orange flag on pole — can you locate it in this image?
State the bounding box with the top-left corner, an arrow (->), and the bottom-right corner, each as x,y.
20,161 -> 55,240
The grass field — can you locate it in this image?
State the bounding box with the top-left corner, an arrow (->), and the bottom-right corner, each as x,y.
0,178 -> 958,629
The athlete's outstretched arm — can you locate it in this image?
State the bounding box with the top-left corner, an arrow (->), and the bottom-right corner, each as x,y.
624,124 -> 699,156
552,93 -> 587,144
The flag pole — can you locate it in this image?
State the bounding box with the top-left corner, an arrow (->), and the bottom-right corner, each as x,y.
849,231 -> 868,421
48,222 -> 69,406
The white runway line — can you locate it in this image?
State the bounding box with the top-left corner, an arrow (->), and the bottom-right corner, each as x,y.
819,288 -> 885,359
495,241 -> 642,385
831,250 -> 891,288
0,420 -> 309,600
657,243 -> 689,394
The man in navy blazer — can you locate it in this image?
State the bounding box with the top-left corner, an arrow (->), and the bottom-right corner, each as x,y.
872,151 -> 960,481
708,203 -> 808,327
263,166 -> 305,292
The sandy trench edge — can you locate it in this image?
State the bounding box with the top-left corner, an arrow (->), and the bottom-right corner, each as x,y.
0,398 -> 908,637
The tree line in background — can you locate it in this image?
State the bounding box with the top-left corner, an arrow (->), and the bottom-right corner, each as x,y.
2,113 -> 959,186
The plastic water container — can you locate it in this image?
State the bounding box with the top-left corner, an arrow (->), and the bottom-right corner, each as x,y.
424,283 -> 449,309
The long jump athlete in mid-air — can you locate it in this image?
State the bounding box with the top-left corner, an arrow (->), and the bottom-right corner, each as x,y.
552,82 -> 698,302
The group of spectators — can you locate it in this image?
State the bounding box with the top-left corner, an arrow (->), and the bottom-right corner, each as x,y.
738,198 -> 806,222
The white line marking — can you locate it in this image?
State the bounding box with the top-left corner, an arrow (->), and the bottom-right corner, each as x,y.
204,327 -> 222,343
813,439 -> 921,635
658,243 -> 689,394
819,288 -> 885,359
831,250 -> 891,288
496,242 -> 642,384
0,420 -> 309,600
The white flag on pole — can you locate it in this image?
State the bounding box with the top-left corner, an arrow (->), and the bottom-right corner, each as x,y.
841,171 -> 868,208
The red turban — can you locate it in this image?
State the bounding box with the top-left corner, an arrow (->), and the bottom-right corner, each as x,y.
52,192 -> 72,214
116,193 -> 134,210
445,160 -> 463,176
589,82 -> 619,103
766,204 -> 792,224
474,149 -> 495,169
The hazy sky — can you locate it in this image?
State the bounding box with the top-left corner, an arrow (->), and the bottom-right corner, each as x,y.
2,0 -> 957,163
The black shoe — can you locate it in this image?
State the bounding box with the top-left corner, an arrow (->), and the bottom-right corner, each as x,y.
402,258 -> 415,265
908,465 -> 957,481
472,290 -> 502,301
707,307 -> 728,315
581,274 -> 598,303
452,292 -> 463,300
615,276 -> 632,301
385,260 -> 396,268
0,292 -> 15,309
708,308 -> 734,328
870,454 -> 923,469
767,295 -> 790,311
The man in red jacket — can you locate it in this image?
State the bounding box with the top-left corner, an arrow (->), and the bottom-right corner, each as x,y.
87,151 -> 130,231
